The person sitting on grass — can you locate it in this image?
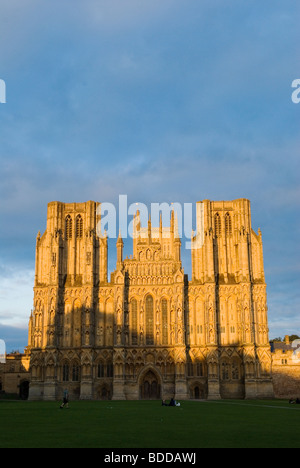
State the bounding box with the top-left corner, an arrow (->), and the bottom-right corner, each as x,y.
161,398 -> 180,407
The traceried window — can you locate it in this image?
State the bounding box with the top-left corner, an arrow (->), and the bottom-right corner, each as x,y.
214,213 -> 221,238
162,299 -> 168,345
146,295 -> 154,345
196,362 -> 203,377
131,299 -> 138,345
187,362 -> 193,376
72,365 -> 80,382
225,212 -> 232,237
221,362 -> 230,381
76,215 -> 83,239
63,364 -> 69,382
232,363 -> 240,380
98,363 -> 105,378
65,215 -> 73,240
98,362 -> 114,378
106,362 -> 114,378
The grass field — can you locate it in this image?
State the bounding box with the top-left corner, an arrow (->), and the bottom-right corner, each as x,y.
0,400 -> 299,448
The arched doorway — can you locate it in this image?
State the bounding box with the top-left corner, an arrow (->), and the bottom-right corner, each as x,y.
190,383 -> 207,400
140,370 -> 161,400
19,381 -> 29,400
96,384 -> 112,401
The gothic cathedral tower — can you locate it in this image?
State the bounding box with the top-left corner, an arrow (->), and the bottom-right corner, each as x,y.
28,201 -> 107,400
189,199 -> 273,399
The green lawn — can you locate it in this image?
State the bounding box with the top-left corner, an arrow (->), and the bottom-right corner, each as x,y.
0,400 -> 299,448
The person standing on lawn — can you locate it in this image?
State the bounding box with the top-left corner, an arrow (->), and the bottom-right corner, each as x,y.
60,389 -> 69,409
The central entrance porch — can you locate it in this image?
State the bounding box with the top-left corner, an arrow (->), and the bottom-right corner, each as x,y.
139,370 -> 161,400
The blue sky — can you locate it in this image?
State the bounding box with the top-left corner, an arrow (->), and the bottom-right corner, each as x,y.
0,0 -> 299,351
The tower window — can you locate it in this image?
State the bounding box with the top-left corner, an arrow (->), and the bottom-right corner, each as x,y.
225,212 -> 232,237
131,299 -> 138,345
76,215 -> 83,239
65,215 -> 73,240
214,213 -> 221,238
146,296 -> 154,345
162,299 -> 168,345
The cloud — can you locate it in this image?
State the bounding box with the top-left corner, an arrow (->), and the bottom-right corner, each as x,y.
0,325 -> 28,353
0,264 -> 34,329
84,0 -> 177,30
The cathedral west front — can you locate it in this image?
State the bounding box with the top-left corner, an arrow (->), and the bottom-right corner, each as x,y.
28,199 -> 274,401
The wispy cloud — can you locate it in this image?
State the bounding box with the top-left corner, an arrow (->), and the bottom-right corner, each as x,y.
0,264 -> 34,328
0,325 -> 28,353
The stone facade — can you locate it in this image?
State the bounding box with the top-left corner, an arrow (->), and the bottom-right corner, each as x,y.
271,337 -> 300,399
27,199 -> 274,401
0,352 -> 30,399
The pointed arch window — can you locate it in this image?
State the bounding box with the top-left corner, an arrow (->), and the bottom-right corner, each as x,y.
196,362 -> 203,377
145,295 -> 154,345
232,362 -> 240,380
107,362 -> 114,378
162,299 -> 168,345
214,213 -> 221,238
65,215 -> 73,240
98,362 -> 105,378
72,364 -> 80,382
63,363 -> 70,382
76,215 -> 83,239
131,299 -> 138,345
221,362 -> 230,381
225,212 -> 232,237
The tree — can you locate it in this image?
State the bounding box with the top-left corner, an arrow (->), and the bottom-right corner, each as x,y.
289,335 -> 300,342
270,337 -> 282,343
